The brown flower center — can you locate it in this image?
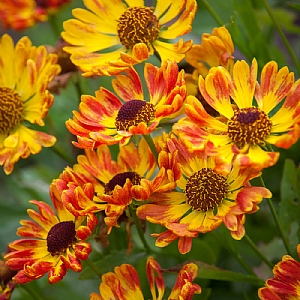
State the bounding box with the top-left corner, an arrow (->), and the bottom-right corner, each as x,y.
47,221 -> 76,256
227,107 -> 272,148
0,87 -> 24,135
115,100 -> 155,131
117,6 -> 160,49
105,171 -> 142,194
185,168 -> 228,212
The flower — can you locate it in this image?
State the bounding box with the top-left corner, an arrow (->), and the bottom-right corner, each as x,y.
0,0 -> 70,30
4,182 -> 95,284
137,137 -> 271,254
61,0 -> 197,76
174,59 -> 300,171
66,60 -> 186,148
0,34 -> 61,174
258,244 -> 300,300
90,256 -> 201,299
54,137 -> 180,234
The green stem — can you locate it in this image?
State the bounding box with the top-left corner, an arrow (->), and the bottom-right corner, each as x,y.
129,205 -> 150,253
261,0 -> 300,76
84,258 -> 102,278
259,176 -> 292,256
143,134 -> 159,165
51,142 -> 76,166
244,234 -> 274,269
198,0 -> 224,26
20,283 -> 45,300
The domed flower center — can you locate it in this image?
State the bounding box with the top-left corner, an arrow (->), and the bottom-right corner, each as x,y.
117,6 -> 160,49
47,221 -> 76,256
227,107 -> 272,148
185,168 -> 228,212
115,100 -> 155,131
105,171 -> 142,194
0,87 -> 24,134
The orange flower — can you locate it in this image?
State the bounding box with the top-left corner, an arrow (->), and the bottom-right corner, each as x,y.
0,34 -> 61,174
0,0 -> 70,30
62,0 -> 197,76
258,245 -> 300,300
174,59 -> 300,171
137,137 -> 271,254
66,60 -> 186,148
90,256 -> 201,299
4,183 -> 95,284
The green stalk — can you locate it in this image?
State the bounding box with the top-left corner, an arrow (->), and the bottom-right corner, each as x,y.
20,283 -> 45,300
261,0 -> 300,76
198,0 -> 224,26
84,258 -> 102,278
51,143 -> 76,166
259,176 -> 292,256
244,234 -> 274,269
143,134 -> 159,165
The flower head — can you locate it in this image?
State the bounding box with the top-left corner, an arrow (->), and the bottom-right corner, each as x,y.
61,0 -> 197,76
0,252 -> 17,300
90,256 -> 201,299
137,137 -> 271,253
258,244 -> 300,300
0,34 -> 61,174
66,60 -> 186,148
4,183 -> 94,284
174,59 -> 300,171
0,0 -> 70,30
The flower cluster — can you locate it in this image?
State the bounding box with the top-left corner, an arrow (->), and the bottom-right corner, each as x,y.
1,0 -> 300,299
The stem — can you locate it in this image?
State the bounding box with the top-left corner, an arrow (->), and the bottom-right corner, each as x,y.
259,176 -> 292,256
84,258 -> 102,278
51,143 -> 76,166
129,205 -> 150,253
261,0 -> 300,76
143,134 -> 159,165
244,234 -> 274,269
20,283 -> 45,300
198,0 -> 224,26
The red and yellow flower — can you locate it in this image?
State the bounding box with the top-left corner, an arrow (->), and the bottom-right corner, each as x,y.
0,34 -> 61,174
66,60 -> 186,148
61,0 -> 197,76
4,183 -> 95,284
54,138 -> 180,234
90,256 -> 201,299
258,244 -> 300,300
137,137 -> 271,254
174,59 -> 300,171
0,0 -> 70,30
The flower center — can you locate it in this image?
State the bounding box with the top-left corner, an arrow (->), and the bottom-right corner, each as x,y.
117,6 -> 160,49
227,107 -> 272,148
185,168 -> 228,212
47,221 -> 76,256
115,100 -> 155,131
105,171 -> 142,194
0,87 -> 24,135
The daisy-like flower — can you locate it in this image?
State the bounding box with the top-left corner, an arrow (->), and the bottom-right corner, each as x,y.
55,138 -> 180,234
137,137 -> 271,254
61,0 -> 197,76
4,182 -> 95,284
258,244 -> 300,300
66,60 -> 186,148
90,256 -> 201,299
174,59 -> 300,171
0,34 -> 61,174
0,0 -> 70,30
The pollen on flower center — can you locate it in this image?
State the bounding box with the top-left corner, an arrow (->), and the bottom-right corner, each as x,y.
47,221 -> 76,256
185,168 -> 228,212
0,87 -> 24,134
117,6 -> 160,49
115,99 -> 155,131
227,107 -> 272,148
105,171 -> 142,194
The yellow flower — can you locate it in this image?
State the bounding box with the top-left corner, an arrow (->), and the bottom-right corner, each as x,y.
0,34 -> 61,174
61,0 -> 197,76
